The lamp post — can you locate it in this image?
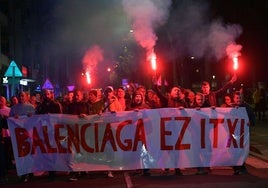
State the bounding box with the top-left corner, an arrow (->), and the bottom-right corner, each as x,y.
11,64 -> 15,97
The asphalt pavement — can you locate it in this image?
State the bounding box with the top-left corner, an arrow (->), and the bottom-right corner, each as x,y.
249,118 -> 268,163
1,115 -> 268,188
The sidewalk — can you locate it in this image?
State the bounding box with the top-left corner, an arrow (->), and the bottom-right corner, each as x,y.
249,117 -> 268,163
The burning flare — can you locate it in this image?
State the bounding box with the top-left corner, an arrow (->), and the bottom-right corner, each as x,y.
233,56 -> 238,71
149,51 -> 157,71
226,43 -> 242,72
85,71 -> 91,85
82,45 -> 104,86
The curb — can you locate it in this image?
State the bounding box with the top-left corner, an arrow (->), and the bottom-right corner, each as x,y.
249,151 -> 268,163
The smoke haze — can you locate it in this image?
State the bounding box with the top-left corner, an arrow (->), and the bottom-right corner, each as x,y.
122,0 -> 172,58
52,0 -> 130,60
35,0 -> 243,87
164,0 -> 242,61
82,45 -> 104,73
50,0 -> 243,64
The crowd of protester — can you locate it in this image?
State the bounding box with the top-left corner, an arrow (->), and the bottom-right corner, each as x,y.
0,75 -> 266,184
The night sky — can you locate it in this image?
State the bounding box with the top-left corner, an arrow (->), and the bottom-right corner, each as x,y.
3,0 -> 268,89
209,0 -> 268,86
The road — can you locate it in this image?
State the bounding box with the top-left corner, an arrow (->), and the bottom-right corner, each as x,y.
2,155 -> 268,188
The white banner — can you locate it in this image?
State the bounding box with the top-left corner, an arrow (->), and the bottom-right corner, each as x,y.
7,107 -> 249,176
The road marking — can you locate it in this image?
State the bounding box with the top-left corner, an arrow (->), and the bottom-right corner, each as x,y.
124,172 -> 133,188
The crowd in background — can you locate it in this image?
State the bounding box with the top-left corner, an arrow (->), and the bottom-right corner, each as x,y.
0,75 -> 267,184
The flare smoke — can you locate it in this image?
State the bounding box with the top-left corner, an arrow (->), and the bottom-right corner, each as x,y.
122,0 -> 171,58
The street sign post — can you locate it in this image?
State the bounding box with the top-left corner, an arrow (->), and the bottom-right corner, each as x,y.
4,60 -> 22,98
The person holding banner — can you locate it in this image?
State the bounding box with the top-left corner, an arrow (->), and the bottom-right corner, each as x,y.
220,93 -> 233,107
146,89 -> 162,109
36,90 -> 62,115
185,89 -> 196,108
232,91 -> 255,175
66,89 -> 90,181
68,89 -> 89,116
88,89 -> 104,115
129,91 -> 151,111
0,96 -> 11,184
36,89 -> 62,181
233,91 -> 255,127
9,96 -> 18,107
88,88 -> 116,178
116,86 -> 131,111
103,86 -> 123,113
190,92 -> 210,175
9,92 -> 35,118
9,92 -> 36,183
61,91 -> 74,114
199,75 -> 236,174
193,93 -> 205,109
136,85 -> 148,106
200,74 -> 237,107
153,85 -> 187,175
129,91 -> 151,176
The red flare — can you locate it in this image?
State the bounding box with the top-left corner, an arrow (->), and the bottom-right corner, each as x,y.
150,52 -> 157,71
233,56 -> 238,71
85,71 -> 91,85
